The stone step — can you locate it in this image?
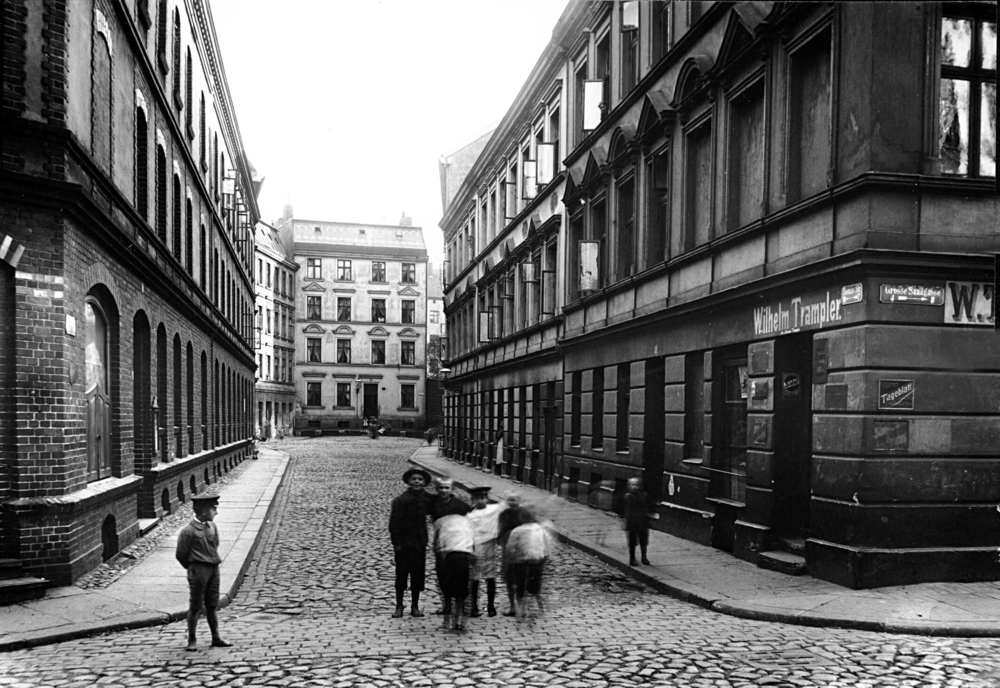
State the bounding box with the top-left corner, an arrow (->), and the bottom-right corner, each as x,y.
757,550 -> 807,576
0,576 -> 48,605
777,537 -> 806,555
0,558 -> 24,580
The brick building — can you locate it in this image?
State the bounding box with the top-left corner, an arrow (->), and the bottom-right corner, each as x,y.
280,215 -> 429,435
254,219 -> 298,439
441,0 -> 997,588
0,0 -> 258,587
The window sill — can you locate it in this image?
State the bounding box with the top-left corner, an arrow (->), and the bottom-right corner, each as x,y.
397,406 -> 418,412
705,497 -> 746,509
304,405 -> 325,410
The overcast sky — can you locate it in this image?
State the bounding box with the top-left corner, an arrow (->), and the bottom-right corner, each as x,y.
209,0 -> 570,266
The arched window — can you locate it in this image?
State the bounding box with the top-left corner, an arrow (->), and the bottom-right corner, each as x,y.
135,108 -> 149,220
187,341 -> 194,454
185,197 -> 193,274
173,335 -> 183,458
156,146 -> 167,243
171,8 -> 181,103
85,298 -> 111,480
132,311 -> 152,467
157,324 -> 168,462
172,173 -> 181,258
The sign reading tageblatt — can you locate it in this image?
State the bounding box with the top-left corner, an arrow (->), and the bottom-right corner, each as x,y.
878,379 -> 915,410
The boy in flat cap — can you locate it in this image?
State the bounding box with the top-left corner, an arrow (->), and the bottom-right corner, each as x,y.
466,485 -> 506,617
389,467 -> 432,618
175,494 -> 232,652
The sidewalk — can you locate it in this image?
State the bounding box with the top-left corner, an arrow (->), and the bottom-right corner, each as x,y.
0,447 -> 290,652
411,445 -> 1000,638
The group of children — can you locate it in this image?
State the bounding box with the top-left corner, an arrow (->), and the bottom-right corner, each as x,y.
388,468 -> 549,631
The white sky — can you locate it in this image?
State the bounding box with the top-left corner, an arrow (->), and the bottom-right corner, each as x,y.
209,0 -> 570,267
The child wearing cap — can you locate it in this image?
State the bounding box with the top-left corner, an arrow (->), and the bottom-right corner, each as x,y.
175,494 -> 232,652
388,467 -> 432,618
466,485 -> 506,617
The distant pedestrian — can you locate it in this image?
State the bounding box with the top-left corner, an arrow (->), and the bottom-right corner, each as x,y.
623,478 -> 652,566
467,485 -> 507,617
428,477 -> 472,617
497,492 -> 535,616
495,424 -> 506,477
389,468 -> 432,618
505,520 -> 551,619
175,494 -> 232,652
433,513 -> 475,632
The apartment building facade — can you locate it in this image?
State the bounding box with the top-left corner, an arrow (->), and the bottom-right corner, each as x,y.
254,221 -> 298,439
282,218 -> 429,435
0,0 -> 259,585
441,0 -> 997,588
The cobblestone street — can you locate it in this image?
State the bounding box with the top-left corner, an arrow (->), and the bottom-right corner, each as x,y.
3,437 -> 1000,687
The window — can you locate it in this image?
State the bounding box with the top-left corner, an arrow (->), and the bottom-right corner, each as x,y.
402,300 -> 415,324
156,0 -> 168,70
307,258 -> 321,279
172,174 -> 181,258
85,299 -> 112,481
200,225 -> 207,286
616,364 -> 630,452
337,339 -> 351,363
430,310 -> 439,323
258,259 -> 263,284
571,370 -> 582,445
372,261 -> 386,282
156,146 -> 167,242
621,2 -> 639,95
306,296 -> 321,320
337,297 -> 352,321
728,81 -> 765,229
788,29 -> 832,201
135,108 -> 149,219
592,366 -> 605,449
401,384 -> 415,409
684,122 -> 713,251
651,1 -> 671,63
574,57 -> 588,146
645,149 -> 670,266
266,264 -> 271,288
184,199 -> 193,274
171,9 -> 181,104
372,299 -> 386,323
199,92 -> 206,166
307,382 -> 322,407
940,13 -> 996,177
185,48 -> 193,136
615,178 -> 635,280
596,32 -> 611,120
371,340 -> 386,364
401,263 -> 416,283
265,308 -> 271,333
590,197 -> 608,289
337,259 -> 352,281
266,355 -> 271,380
401,341 -> 415,366
337,383 -> 351,407
307,338 -> 321,363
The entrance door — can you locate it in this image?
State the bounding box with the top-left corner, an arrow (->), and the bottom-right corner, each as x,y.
642,357 -> 665,502
712,357 -> 748,553
363,383 -> 379,419
773,333 -> 814,537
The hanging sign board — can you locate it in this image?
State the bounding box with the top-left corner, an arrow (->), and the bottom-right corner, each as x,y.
879,284 -> 944,305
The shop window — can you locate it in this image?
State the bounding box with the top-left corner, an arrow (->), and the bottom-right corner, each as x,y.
727,81 -> 765,230
788,29 -> 832,201
939,13 -> 996,177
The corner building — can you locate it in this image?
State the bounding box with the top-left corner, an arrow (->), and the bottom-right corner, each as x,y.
283,218 -> 429,435
0,0 -> 258,585
441,0 -> 997,588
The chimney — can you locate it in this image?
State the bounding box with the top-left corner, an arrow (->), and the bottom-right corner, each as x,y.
399,212 -> 412,227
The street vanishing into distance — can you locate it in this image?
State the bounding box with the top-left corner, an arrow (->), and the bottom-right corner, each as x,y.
2,437 -> 1000,687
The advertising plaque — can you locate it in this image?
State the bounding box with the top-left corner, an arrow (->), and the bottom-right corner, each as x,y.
878,379 -> 914,411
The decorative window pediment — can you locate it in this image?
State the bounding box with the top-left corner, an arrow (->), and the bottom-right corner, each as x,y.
637,91 -> 677,148
368,326 -> 389,338
608,126 -> 639,174
525,214 -> 542,240
582,146 -> 610,194
562,169 -> 584,206
398,285 -> 421,297
503,239 -> 514,260
302,282 -> 326,292
333,325 -> 355,335
303,324 -> 325,334
399,327 -> 420,339
671,54 -> 716,113
465,276 -> 475,292
481,258 -> 493,280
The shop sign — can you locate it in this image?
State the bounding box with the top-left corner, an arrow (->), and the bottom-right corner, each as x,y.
879,284 -> 944,305
873,420 -> 909,452
841,284 -> 864,305
753,290 -> 843,337
944,281 -> 995,326
878,379 -> 914,410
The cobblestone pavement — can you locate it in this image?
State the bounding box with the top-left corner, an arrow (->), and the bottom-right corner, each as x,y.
3,436 -> 1000,687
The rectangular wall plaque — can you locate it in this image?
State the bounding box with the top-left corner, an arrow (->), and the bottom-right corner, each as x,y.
878,379 -> 914,410
873,420 -> 909,452
813,338 -> 829,385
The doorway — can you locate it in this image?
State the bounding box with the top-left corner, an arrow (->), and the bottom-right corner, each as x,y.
773,333 -> 814,538
363,384 -> 379,419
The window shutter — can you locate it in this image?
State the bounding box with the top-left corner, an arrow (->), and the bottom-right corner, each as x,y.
542,270 -> 556,316
479,311 -> 492,343
523,161 -> 537,199
583,80 -> 605,130
579,240 -> 601,292
537,143 -> 555,185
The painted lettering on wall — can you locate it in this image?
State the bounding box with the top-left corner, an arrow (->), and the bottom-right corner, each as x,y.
753,291 -> 842,337
945,282 -> 995,326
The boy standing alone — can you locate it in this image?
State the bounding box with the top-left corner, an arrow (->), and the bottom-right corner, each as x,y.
175,494 -> 232,652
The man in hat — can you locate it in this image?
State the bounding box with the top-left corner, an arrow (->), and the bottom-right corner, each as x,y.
175,494 -> 232,652
466,485 -> 506,617
388,467 -> 432,618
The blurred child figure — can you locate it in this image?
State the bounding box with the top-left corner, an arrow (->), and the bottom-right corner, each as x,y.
497,492 -> 537,617
433,513 -> 475,632
466,486 -> 507,617
505,520 -> 551,620
428,477 -> 471,616
623,477 -> 652,566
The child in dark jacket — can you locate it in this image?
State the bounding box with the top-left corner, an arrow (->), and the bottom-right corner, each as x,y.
623,478 -> 652,566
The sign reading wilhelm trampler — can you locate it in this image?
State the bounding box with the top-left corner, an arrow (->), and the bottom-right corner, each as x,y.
753,290 -> 843,337
878,379 -> 915,411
